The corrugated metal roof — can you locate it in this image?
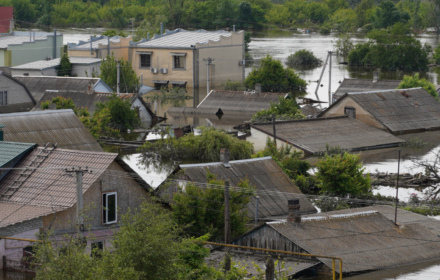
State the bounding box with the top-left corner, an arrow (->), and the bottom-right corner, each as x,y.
0,141 -> 36,167
135,29 -> 231,48
0,147 -> 117,208
335,78 -> 401,99
268,211 -> 440,273
160,157 -> 317,218
69,35 -> 124,50
251,116 -> 405,154
0,201 -> 55,228
347,88 -> 440,133
11,57 -> 102,70
12,76 -> 104,102
0,109 -> 103,152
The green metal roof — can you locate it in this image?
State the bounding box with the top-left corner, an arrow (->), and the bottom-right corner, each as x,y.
0,141 -> 36,167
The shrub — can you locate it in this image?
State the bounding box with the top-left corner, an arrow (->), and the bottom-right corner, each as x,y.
286,49 -> 322,66
397,73 -> 439,100
251,96 -> 305,122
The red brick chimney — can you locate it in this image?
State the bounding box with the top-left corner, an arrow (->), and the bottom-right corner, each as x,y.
287,199 -> 301,224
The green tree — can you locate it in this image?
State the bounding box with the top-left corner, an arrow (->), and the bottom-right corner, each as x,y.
134,15 -> 167,41
245,55 -> 307,93
333,33 -> 354,60
102,29 -> 128,37
237,1 -> 253,28
375,0 -> 410,29
95,93 -> 141,130
306,2 -> 329,24
328,8 -> 357,33
355,0 -> 374,27
11,0 -> 35,22
397,73 -> 439,100
251,95 -> 305,122
434,45 -> 440,64
286,49 -> 322,66
57,52 -> 72,76
315,152 -> 371,196
100,54 -> 140,93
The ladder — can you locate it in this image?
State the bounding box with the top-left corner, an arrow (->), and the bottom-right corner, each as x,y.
0,143 -> 57,200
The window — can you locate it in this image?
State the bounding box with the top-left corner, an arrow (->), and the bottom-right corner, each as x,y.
344,106 -> 356,119
0,91 -> 8,106
102,192 -> 117,224
91,241 -> 104,258
173,56 -> 185,69
140,54 -> 151,68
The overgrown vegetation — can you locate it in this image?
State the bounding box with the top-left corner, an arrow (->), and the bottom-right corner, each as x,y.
397,73 -> 439,100
250,96 -> 305,122
286,49 -> 322,66
146,87 -> 192,107
57,52 -> 72,76
140,126 -> 254,161
222,79 -> 246,91
100,54 -> 140,93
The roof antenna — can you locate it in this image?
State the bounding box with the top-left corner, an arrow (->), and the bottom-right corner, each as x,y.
394,149 -> 401,225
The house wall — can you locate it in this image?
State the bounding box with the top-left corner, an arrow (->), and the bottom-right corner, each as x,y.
95,80 -> 112,93
42,160 -> 151,231
249,127 -> 305,154
130,47 -> 194,88
132,97 -> 152,123
71,62 -> 101,77
68,37 -> 131,61
6,35 -> 63,66
0,49 -> 5,66
319,96 -> 386,130
0,74 -> 35,114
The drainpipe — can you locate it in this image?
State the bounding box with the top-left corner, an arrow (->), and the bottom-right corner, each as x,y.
53,29 -> 57,59
160,22 -> 163,35
90,35 -> 93,55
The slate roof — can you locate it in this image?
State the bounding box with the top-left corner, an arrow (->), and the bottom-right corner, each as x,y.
158,157 -> 317,217
251,116 -> 405,154
0,109 -> 103,152
323,88 -> 440,134
135,29 -> 231,48
12,76 -> 109,102
0,35 -> 47,49
11,57 -> 102,70
0,201 -> 55,228
0,141 -> 36,167
334,78 -> 401,99
68,35 -> 126,50
267,210 -> 440,273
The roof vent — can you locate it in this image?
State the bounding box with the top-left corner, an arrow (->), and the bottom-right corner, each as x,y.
220,148 -> 231,168
400,91 -> 410,98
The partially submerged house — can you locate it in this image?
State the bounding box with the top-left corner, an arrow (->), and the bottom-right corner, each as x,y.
250,116 -> 405,156
12,76 -> 112,102
318,88 -> 440,135
10,57 -> 103,77
33,90 -> 157,124
0,146 -> 153,269
130,29 -> 245,90
157,151 -> 317,219
0,31 -> 63,67
232,201 -> 440,276
0,109 -> 103,152
334,76 -> 401,100
0,71 -> 36,113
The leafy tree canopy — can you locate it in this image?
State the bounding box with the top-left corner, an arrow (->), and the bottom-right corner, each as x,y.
251,95 -> 305,122
286,49 -> 322,66
100,54 -> 140,93
397,73 -> 439,100
102,29 -> 128,37
245,55 -> 307,93
57,52 -> 72,76
95,94 -> 141,130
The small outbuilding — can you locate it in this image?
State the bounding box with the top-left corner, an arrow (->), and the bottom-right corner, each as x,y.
250,116 -> 405,156
318,87 -> 440,135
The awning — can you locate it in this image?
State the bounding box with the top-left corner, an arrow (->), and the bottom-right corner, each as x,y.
170,52 -> 186,56
152,80 -> 169,84
170,81 -> 187,85
136,51 -> 153,54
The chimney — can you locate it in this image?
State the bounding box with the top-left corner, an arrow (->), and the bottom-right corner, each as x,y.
255,83 -> 261,95
220,148 -> 231,168
373,72 -> 379,83
160,22 -> 163,35
287,199 -> 301,224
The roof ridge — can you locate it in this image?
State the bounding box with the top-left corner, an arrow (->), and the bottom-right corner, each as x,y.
251,116 -> 348,126
0,109 -> 74,117
348,87 -> 422,95
35,146 -> 117,157
179,156 -> 273,168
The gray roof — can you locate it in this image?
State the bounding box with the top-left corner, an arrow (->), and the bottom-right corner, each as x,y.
135,29 -> 232,48
251,116 -> 405,154
0,109 -> 103,152
68,35 -> 125,50
198,90 -> 283,113
12,76 -> 107,102
0,35 -> 46,49
11,57 -> 102,70
300,104 -> 322,117
158,157 -> 317,218
0,141 -> 36,167
326,88 -> 440,134
266,210 -> 440,273
334,78 -> 401,99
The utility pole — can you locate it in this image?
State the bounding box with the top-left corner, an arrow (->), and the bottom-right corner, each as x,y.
328,51 -> 332,105
272,114 -> 277,147
203,58 -> 214,94
314,52 -> 329,102
117,60 -> 120,94
395,150 -> 401,225
266,257 -> 275,280
65,167 -> 90,237
224,180 -> 231,271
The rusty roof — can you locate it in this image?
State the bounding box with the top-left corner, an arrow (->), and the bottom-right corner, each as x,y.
267,211 -> 440,273
168,157 -> 317,218
251,116 -> 405,154
0,109 -> 103,152
334,78 -> 401,99
323,88 -> 440,134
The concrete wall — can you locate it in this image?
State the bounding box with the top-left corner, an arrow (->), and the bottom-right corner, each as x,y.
0,49 -> 4,66
72,62 -> 101,77
10,69 -> 51,76
5,35 -> 63,67
0,74 -> 34,106
68,37 -> 131,61
319,96 -> 386,130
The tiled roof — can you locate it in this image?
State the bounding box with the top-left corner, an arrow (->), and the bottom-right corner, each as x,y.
251,116 -> 405,154
0,109 -> 103,152
0,141 -> 36,167
69,35 -> 124,50
11,57 -> 102,70
135,29 -> 231,48
334,78 -> 401,99
0,147 -> 117,208
0,201 -> 55,228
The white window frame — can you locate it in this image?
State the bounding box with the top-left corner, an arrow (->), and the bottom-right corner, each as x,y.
0,91 -> 7,106
102,192 -> 117,224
